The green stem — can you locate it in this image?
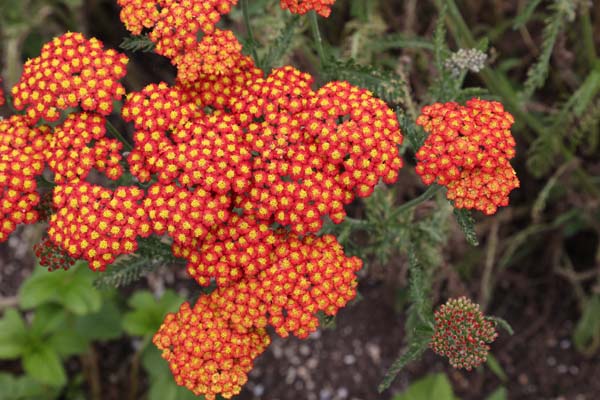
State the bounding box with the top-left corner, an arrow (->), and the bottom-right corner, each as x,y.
580,2 -> 598,69
106,120 -> 133,152
242,0 -> 260,64
389,185 -> 442,220
309,11 -> 327,64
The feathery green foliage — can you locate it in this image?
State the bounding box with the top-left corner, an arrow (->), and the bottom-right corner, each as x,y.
119,34 -> 156,53
259,15 -> 300,72
453,209 -> 479,247
521,0 -> 574,100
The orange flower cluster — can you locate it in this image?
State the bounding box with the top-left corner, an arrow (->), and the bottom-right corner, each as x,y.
0,116 -> 46,242
155,233 -> 360,398
280,0 -> 336,17
11,32 -> 128,123
43,112 -> 123,182
430,297 -> 498,370
415,98 -> 519,215
154,300 -> 270,400
117,0 -> 240,80
48,182 -> 151,270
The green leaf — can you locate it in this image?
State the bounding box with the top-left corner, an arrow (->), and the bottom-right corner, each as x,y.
0,309 -> 28,359
75,298 -> 123,341
487,316 -> 514,335
486,387 -> 508,400
142,346 -> 200,400
19,270 -> 64,309
0,373 -> 58,400
20,263 -> 101,315
30,304 -> 67,336
485,353 -> 507,381
123,290 -> 184,337
48,329 -> 88,357
573,294 -> 600,354
22,346 -> 66,387
120,34 -> 155,53
393,373 -> 457,400
453,208 -> 479,246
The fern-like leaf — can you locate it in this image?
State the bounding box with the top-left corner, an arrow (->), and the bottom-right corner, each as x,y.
259,15 -> 300,72
93,256 -> 161,289
453,208 -> 479,246
119,34 -> 155,53
521,1 -> 574,99
397,110 -> 427,152
372,33 -> 434,51
378,330 -> 431,393
322,58 -> 406,104
407,245 -> 433,327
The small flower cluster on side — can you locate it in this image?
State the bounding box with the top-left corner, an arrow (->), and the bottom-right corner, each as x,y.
430,296 -> 498,370
415,98 -> 519,215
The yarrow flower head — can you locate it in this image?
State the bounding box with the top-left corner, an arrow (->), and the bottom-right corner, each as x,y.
153,299 -> 270,400
415,98 -> 519,215
34,236 -> 76,271
0,116 -> 46,242
11,32 -> 128,123
430,296 -> 498,370
280,0 -> 336,17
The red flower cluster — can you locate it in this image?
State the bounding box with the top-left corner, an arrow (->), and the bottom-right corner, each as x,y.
430,296 -> 498,370
34,236 -> 76,271
48,182 -> 151,271
43,112 -> 123,182
117,0 -> 240,80
0,116 -> 46,242
280,0 -> 336,17
11,32 -> 128,123
415,98 -> 519,215
155,233 -> 360,398
154,300 -> 270,400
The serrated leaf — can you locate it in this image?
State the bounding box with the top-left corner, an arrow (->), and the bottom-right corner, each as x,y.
378,335 -> 431,392
453,208 -> 479,246
22,346 -> 66,387
30,304 -> 67,337
19,271 -> 64,309
259,14 -> 300,72
0,309 -> 28,359
393,373 -> 457,400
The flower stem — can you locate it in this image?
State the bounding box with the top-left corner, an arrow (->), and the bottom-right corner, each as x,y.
242,0 -> 260,64
389,185 -> 442,220
309,11 -> 327,64
106,119 -> 133,152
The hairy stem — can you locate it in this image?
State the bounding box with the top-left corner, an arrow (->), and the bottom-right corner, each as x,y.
106,119 -> 133,152
242,0 -> 260,64
309,11 -> 327,64
389,185 -> 442,220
